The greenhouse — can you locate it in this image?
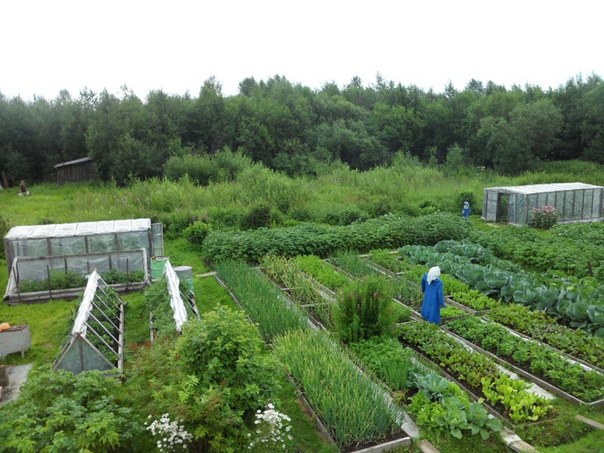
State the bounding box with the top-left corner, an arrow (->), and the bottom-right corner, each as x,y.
3,219 -> 163,302
54,271 -> 124,375
482,182 -> 604,226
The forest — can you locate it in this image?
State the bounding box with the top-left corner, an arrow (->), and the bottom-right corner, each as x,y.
1,74 -> 603,186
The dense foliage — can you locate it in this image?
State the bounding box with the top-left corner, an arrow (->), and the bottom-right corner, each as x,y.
350,337 -> 502,440
2,75 -> 604,187
202,212 -> 469,263
470,223 -> 604,280
0,368 -> 139,452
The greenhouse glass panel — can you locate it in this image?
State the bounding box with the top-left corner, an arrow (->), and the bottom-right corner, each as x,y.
50,237 -> 86,256
527,195 -> 538,224
583,190 -> 594,219
515,195 -> 526,225
110,252 -> 145,273
485,191 -> 498,221
11,239 -> 49,258
508,195 -> 516,224
88,234 -> 116,253
593,190 -> 602,218
537,192 -> 547,208
117,231 -> 148,252
573,190 -> 584,220
563,191 -> 574,221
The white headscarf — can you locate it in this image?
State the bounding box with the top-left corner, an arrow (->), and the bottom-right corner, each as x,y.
427,266 -> 441,284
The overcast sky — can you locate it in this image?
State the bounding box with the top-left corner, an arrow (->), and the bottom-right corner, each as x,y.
1,0 -> 603,101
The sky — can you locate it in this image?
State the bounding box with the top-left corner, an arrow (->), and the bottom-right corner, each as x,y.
1,0 -> 603,101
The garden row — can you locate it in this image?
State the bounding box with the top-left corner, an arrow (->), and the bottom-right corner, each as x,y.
366,249 -> 604,369
354,251 -> 604,404
215,261 -> 413,451
399,241 -> 604,335
469,222 -> 604,281
254,254 -> 552,431
201,212 -> 469,263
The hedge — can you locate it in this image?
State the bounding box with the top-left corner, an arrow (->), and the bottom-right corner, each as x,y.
202,212 -> 469,263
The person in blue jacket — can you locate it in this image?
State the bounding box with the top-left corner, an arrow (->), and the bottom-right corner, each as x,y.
462,201 -> 471,220
421,266 -> 445,324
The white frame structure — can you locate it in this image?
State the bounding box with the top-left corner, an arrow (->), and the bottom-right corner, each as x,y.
54,271 -> 125,375
149,260 -> 200,341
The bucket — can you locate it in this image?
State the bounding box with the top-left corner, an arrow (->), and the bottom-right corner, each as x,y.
174,265 -> 194,293
150,256 -> 168,280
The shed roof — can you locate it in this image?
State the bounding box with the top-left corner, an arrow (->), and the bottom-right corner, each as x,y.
5,219 -> 151,240
484,182 -> 603,195
53,156 -> 95,169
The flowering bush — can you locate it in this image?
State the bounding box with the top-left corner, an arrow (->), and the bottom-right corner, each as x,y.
146,414 -> 193,452
248,403 -> 293,451
530,205 -> 558,229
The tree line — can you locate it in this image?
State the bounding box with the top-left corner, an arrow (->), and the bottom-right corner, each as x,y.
1,74 -> 603,185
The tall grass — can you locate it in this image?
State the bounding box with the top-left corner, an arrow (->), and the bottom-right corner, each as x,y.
214,261 -> 309,341
2,159 -> 602,232
274,330 -> 401,450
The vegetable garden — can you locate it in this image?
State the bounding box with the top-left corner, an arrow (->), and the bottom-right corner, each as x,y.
1,184 -> 604,452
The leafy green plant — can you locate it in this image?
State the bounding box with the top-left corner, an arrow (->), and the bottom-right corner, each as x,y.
447,316 -> 604,402
334,277 -> 398,343
398,321 -> 552,422
176,306 -> 279,414
481,376 -> 553,423
19,270 -> 87,292
293,254 -> 351,290
349,336 -> 415,392
486,304 -> 604,368
0,367 -> 141,452
183,220 -> 211,247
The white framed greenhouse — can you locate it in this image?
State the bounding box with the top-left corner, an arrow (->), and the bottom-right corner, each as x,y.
54,271 -> 124,374
3,219 -> 163,303
482,182 -> 604,226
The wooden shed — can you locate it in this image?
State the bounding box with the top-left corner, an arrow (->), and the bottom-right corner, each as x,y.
54,157 -> 97,185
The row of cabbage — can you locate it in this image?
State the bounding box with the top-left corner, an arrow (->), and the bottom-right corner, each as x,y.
366,250 -> 604,369
399,241 -> 604,336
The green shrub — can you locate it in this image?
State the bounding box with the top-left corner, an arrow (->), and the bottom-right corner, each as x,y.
323,207 -> 368,225
240,204 -> 273,230
176,306 -> 279,412
183,220 -> 211,246
0,367 -> 141,451
334,277 -> 398,343
530,205 -> 558,229
160,210 -> 200,238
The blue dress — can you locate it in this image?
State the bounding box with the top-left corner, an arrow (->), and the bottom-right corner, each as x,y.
421,273 -> 445,324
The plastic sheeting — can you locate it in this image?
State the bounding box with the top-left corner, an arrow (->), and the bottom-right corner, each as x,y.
164,260 -> 188,332
13,250 -> 147,283
71,271 -> 101,336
